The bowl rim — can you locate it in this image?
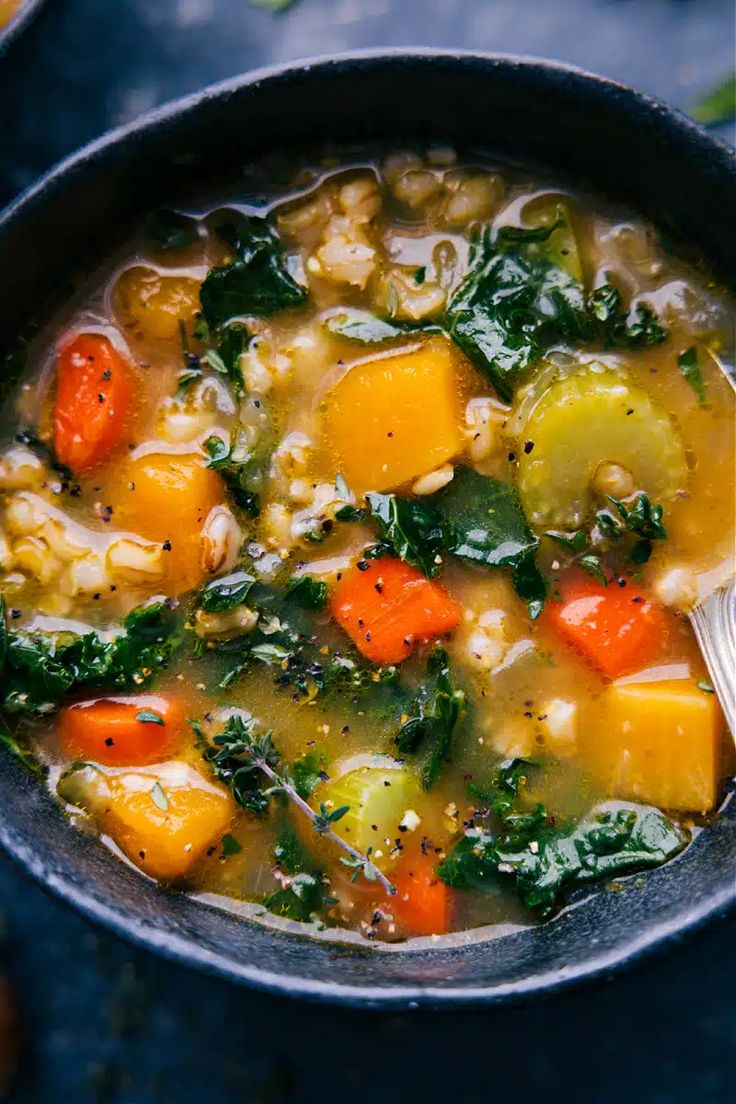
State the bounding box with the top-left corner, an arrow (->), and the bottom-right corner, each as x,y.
0,0 -> 46,57
0,48 -> 734,1008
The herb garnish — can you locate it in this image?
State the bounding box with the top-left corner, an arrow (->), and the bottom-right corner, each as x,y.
201,714 -> 395,895
135,709 -> 165,726
150,781 -> 169,812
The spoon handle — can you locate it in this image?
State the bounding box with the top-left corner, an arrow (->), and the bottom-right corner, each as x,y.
689,577 -> 735,740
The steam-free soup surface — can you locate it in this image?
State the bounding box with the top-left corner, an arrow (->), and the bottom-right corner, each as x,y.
0,148 -> 733,942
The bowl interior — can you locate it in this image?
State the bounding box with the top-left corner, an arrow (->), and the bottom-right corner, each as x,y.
0,52 -> 734,1005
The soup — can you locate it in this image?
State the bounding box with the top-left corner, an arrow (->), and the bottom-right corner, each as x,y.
0,149 -> 733,942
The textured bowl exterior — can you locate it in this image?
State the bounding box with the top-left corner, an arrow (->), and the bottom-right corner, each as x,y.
0,51 -> 734,1007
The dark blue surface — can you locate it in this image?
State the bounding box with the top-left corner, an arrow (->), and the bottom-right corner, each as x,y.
0,2 -> 734,1101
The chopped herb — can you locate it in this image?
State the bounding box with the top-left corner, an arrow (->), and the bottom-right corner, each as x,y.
677,346 -> 707,407
220,832 -> 243,857
578,554 -> 609,585
150,781 -> 169,812
135,709 -> 165,726
545,529 -> 588,554
696,680 -> 715,694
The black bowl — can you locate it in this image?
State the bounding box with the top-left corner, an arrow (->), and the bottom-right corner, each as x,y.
0,0 -> 45,56
0,51 -> 734,1008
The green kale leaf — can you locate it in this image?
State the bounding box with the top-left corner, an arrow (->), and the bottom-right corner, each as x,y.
263,824 -> 334,923
200,569 -> 258,613
438,759 -> 688,916
285,574 -> 329,611
589,279 -> 668,348
395,647 -> 466,790
324,308 -> 441,344
447,222 -> 591,403
363,492 -> 452,578
432,466 -> 546,618
203,432 -> 262,516
199,216 -> 307,328
0,597 -> 182,716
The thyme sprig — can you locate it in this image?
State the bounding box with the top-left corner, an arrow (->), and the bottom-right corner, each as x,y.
200,715 -> 396,896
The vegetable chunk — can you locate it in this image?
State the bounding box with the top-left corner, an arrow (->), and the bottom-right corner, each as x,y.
545,571 -> 667,679
58,761 -> 234,881
390,852 -> 451,936
518,368 -> 687,529
113,451 -> 224,593
58,694 -> 185,766
114,267 -> 200,342
331,557 -> 461,664
54,334 -> 136,473
312,759 -> 423,871
589,680 -> 722,812
324,339 -> 463,492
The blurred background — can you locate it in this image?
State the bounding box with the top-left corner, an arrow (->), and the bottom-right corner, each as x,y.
0,1 -> 734,1101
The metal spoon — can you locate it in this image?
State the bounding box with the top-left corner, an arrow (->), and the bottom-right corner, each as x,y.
690,575 -> 735,738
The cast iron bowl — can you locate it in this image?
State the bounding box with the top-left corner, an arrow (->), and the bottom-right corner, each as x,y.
0,51 -> 734,1008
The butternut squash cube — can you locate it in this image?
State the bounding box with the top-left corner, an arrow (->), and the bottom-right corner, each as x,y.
588,680 -> 722,813
59,761 -> 235,881
324,338 -> 463,492
111,451 -> 224,593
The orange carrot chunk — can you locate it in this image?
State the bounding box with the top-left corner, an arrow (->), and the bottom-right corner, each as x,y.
54,333 -> 135,473
331,557 -> 461,664
391,853 -> 451,936
544,570 -> 667,680
58,694 -> 185,766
